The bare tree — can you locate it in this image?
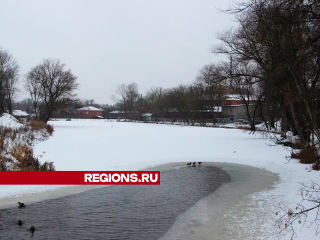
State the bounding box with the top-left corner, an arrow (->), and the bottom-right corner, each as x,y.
111,82 -> 140,119
145,86 -> 167,118
276,181 -> 320,238
25,59 -> 79,122
25,75 -> 42,119
0,49 -> 20,114
167,84 -> 193,123
219,60 -> 262,131
214,0 -> 320,143
126,82 -> 140,116
195,64 -> 227,124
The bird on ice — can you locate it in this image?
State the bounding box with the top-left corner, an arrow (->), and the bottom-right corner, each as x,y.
18,202 -> 25,208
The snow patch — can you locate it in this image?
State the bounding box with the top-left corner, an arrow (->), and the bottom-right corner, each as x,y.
0,113 -> 23,129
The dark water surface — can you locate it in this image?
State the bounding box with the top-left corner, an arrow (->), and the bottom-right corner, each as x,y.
0,166 -> 230,240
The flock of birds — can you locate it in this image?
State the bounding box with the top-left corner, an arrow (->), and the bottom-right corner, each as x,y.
17,202 -> 36,235
186,162 -> 201,167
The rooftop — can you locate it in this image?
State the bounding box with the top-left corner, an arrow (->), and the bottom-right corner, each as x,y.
12,110 -> 29,117
109,110 -> 125,114
77,106 -> 103,111
142,113 -> 153,117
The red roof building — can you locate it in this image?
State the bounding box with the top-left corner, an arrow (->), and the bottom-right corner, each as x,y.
75,106 -> 104,118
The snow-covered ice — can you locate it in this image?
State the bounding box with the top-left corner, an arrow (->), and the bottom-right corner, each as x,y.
0,120 -> 319,239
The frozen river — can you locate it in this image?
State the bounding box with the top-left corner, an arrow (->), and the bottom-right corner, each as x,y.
0,120 -> 318,239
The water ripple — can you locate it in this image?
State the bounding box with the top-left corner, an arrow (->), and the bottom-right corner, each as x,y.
0,166 -> 230,240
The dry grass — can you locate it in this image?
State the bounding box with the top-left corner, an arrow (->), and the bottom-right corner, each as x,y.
11,144 -> 36,170
291,147 -> 318,164
292,140 -> 306,149
312,161 -> 320,170
10,144 -> 55,171
0,124 -> 55,171
29,121 -> 54,135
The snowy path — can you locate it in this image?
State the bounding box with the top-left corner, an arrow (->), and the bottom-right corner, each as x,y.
0,120 -> 319,239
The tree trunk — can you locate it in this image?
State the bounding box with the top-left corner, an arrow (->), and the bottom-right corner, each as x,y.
288,101 -> 306,143
244,102 -> 256,131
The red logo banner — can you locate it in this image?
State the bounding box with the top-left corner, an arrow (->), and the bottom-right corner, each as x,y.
0,171 -> 160,185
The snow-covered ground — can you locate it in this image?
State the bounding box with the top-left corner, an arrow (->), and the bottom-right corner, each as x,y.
1,120 -> 319,239
0,113 -> 23,129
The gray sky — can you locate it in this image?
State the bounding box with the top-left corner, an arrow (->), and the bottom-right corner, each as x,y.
0,0 -> 236,104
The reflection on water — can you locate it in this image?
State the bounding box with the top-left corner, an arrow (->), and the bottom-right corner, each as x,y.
0,166 -> 230,240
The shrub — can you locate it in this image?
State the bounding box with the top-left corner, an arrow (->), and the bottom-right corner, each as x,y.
29,121 -> 54,135
10,144 -> 55,171
11,144 -> 36,170
39,161 -> 55,171
0,160 -> 7,171
291,147 -> 318,164
237,126 -> 250,130
292,140 -> 305,149
312,161 -> 320,171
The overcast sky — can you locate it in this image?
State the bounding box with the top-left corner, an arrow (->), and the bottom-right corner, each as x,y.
0,0 -> 236,104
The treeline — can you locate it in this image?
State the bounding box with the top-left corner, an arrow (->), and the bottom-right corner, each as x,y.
111,80 -> 229,124
112,0 -> 320,146
214,0 -> 320,146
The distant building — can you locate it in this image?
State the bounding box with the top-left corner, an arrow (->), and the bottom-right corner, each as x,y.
75,106 -> 104,118
109,111 -> 139,120
223,95 -> 243,106
220,94 -> 257,122
141,113 -> 152,121
12,110 -> 29,120
223,94 -> 255,106
109,110 -> 126,119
